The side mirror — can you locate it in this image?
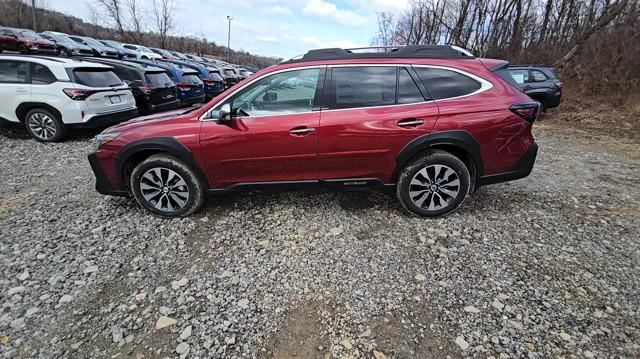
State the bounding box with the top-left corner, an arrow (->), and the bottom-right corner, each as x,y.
262,91 -> 277,102
218,103 -> 232,123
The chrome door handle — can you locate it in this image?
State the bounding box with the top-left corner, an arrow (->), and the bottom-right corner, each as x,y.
397,119 -> 424,127
15,88 -> 28,93
289,127 -> 316,135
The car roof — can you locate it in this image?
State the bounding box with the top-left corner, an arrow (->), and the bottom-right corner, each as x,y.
283,45 -> 474,64
81,57 -> 165,72
0,54 -> 111,68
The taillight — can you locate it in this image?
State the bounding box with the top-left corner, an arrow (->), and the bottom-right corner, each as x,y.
63,88 -> 95,100
176,83 -> 191,91
510,103 -> 540,123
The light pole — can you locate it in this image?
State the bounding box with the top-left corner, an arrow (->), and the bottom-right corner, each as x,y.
226,16 -> 233,62
31,0 -> 37,32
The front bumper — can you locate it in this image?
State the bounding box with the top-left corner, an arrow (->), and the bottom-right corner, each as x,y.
88,152 -> 127,196
477,143 -> 538,187
71,108 -> 139,129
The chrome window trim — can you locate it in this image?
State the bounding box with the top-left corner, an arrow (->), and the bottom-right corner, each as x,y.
200,63 -> 493,120
412,64 -> 494,102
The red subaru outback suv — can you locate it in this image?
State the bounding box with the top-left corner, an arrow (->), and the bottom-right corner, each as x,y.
88,45 -> 539,218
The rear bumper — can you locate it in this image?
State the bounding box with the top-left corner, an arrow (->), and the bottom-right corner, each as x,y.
71,108 -> 139,129
477,143 -> 538,187
547,90 -> 562,108
88,152 -> 127,197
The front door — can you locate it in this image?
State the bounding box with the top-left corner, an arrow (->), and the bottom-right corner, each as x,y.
199,67 -> 325,188
318,66 -> 439,183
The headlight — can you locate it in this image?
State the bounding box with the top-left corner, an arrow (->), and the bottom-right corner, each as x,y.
93,132 -> 120,151
72,48 -> 80,53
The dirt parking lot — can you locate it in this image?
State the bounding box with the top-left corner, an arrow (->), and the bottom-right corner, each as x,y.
0,115 -> 638,358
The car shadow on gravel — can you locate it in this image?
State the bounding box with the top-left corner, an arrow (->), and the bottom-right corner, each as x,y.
0,126 -> 100,142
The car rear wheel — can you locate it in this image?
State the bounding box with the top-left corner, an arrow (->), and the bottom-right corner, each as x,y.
24,108 -> 65,142
396,151 -> 470,217
130,154 -> 205,218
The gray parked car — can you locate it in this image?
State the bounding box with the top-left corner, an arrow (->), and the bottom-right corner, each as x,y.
509,65 -> 562,112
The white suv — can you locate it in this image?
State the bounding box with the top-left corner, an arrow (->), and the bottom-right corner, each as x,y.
0,55 -> 137,141
122,44 -> 163,60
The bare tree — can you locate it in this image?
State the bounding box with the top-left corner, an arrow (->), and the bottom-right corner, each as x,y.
127,0 -> 144,43
152,0 -> 176,49
371,12 -> 396,46
94,0 -> 127,39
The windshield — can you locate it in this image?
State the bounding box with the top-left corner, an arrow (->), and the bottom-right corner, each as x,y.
138,46 -> 153,53
181,73 -> 203,85
19,30 -> 42,40
102,40 -> 122,48
73,68 -> 123,87
48,33 -> 74,44
82,37 -> 104,47
145,71 -> 174,87
207,72 -> 224,82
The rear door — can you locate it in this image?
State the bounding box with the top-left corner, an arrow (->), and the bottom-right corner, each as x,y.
0,59 -> 31,122
178,72 -> 204,98
71,67 -> 135,113
318,65 -> 439,184
144,70 -> 177,104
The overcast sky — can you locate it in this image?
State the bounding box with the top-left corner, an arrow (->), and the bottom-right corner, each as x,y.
44,0 -> 409,59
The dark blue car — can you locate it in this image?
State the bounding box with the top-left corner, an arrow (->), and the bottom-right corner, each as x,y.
160,59 -> 225,100
126,59 -> 205,106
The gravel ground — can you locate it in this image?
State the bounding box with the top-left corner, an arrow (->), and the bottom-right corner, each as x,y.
0,121 -> 638,359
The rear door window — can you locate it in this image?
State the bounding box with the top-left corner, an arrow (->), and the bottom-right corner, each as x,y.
73,68 -> 123,87
31,64 -> 57,84
145,71 -> 174,87
508,69 -> 529,84
330,66 -> 396,109
398,68 -> 425,104
415,67 -> 482,100
0,60 -> 29,83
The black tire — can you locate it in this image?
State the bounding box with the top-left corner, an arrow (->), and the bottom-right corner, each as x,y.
396,151 -> 471,217
58,48 -> 70,57
18,44 -> 28,54
130,154 -> 205,218
23,108 -> 66,142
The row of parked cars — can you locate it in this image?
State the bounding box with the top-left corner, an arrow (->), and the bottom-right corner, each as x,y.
0,27 -> 256,142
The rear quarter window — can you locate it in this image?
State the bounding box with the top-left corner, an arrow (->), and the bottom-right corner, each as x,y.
415,67 -> 482,100
72,68 -> 123,87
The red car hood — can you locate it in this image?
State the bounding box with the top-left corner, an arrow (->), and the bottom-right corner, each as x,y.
104,108 -> 198,133
24,38 -> 56,46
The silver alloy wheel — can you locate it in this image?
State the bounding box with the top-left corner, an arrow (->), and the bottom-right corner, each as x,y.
140,167 -> 190,212
27,112 -> 57,140
408,165 -> 461,211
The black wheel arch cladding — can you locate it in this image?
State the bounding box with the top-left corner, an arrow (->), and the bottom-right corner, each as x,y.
115,137 -> 209,190
393,130 -> 483,182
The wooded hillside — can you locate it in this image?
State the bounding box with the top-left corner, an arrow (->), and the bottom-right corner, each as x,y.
373,0 -> 639,103
0,0 -> 281,69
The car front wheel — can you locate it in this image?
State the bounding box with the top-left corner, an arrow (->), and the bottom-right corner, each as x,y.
130,154 -> 205,218
396,151 -> 471,217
